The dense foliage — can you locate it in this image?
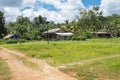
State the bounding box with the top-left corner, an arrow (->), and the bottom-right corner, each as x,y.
0,6 -> 120,39
0,11 -> 7,38
6,16 -> 58,40
62,7 -> 120,38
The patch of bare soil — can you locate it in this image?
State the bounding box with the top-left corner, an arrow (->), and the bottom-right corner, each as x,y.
0,48 -> 75,80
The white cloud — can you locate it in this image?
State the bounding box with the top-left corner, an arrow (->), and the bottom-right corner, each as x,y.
22,0 -> 36,7
37,9 -> 64,23
34,0 -> 84,23
1,0 -> 85,23
4,7 -> 21,22
22,9 -> 34,18
2,0 -> 120,23
100,0 -> 120,16
22,8 -> 66,23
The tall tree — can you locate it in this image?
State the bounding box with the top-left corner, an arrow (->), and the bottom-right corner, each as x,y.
0,11 -> 6,38
105,14 -> 120,37
78,6 -> 104,32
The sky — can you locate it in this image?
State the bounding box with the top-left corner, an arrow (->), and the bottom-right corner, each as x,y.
0,0 -> 120,23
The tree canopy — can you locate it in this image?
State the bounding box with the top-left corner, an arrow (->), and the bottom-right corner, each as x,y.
0,11 -> 6,38
1,7 -> 120,40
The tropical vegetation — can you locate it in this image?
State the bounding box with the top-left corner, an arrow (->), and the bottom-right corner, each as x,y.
0,6 -> 120,40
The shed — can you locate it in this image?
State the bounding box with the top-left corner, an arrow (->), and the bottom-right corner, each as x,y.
91,32 -> 112,38
4,34 -> 19,39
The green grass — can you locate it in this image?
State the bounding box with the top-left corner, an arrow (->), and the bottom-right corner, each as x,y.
0,58 -> 11,80
61,57 -> 120,80
1,38 -> 120,66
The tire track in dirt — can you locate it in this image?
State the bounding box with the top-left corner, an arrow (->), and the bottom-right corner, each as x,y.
0,48 -> 75,80
57,53 -> 120,69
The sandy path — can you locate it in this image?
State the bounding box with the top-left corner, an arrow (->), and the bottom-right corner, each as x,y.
57,53 -> 120,69
0,48 -> 75,80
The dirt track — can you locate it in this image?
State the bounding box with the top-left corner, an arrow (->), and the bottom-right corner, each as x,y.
0,48 -> 75,80
57,53 -> 120,69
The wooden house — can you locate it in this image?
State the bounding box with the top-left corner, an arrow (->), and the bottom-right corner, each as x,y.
43,28 -> 73,40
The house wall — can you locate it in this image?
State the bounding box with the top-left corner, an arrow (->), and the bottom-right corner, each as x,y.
43,29 -> 71,40
93,33 -> 112,38
44,33 -> 57,40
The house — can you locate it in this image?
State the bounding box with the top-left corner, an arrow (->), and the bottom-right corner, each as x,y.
91,32 -> 112,38
43,28 -> 73,40
4,34 -> 19,39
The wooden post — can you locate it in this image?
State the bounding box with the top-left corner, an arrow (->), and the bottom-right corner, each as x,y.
46,21 -> 49,45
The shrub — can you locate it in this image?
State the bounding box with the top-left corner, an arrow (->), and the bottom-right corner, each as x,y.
36,36 -> 42,40
77,36 -> 86,41
76,36 -> 81,40
81,32 -> 94,39
72,36 -> 76,40
0,39 -> 6,44
72,36 -> 86,41
85,33 -> 94,39
79,36 -> 86,41
18,39 -> 27,43
6,39 -> 18,44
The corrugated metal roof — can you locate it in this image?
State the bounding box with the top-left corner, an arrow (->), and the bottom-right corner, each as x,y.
56,33 -> 73,36
4,34 -> 14,39
91,32 -> 111,34
43,28 -> 61,33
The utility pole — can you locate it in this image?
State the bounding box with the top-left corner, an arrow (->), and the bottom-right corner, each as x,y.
46,21 -> 49,45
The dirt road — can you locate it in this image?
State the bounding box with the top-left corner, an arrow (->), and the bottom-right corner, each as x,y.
0,48 -> 75,80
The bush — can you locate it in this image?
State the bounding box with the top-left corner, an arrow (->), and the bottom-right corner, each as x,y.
80,36 -> 86,41
6,39 -> 18,44
0,39 -> 6,44
78,36 -> 86,41
76,36 -> 81,40
81,32 -> 94,39
36,36 -> 42,40
18,39 -> 27,43
72,36 -> 86,41
6,39 -> 27,44
85,33 -> 94,39
72,36 -> 76,40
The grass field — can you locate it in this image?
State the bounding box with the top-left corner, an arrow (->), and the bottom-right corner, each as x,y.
61,57 -> 120,80
0,58 -> 11,80
1,38 -> 120,79
2,38 -> 120,66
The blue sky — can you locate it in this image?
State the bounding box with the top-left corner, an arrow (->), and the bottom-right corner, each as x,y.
21,0 -> 101,12
1,0 -> 120,23
33,1 -> 61,12
82,0 -> 101,8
